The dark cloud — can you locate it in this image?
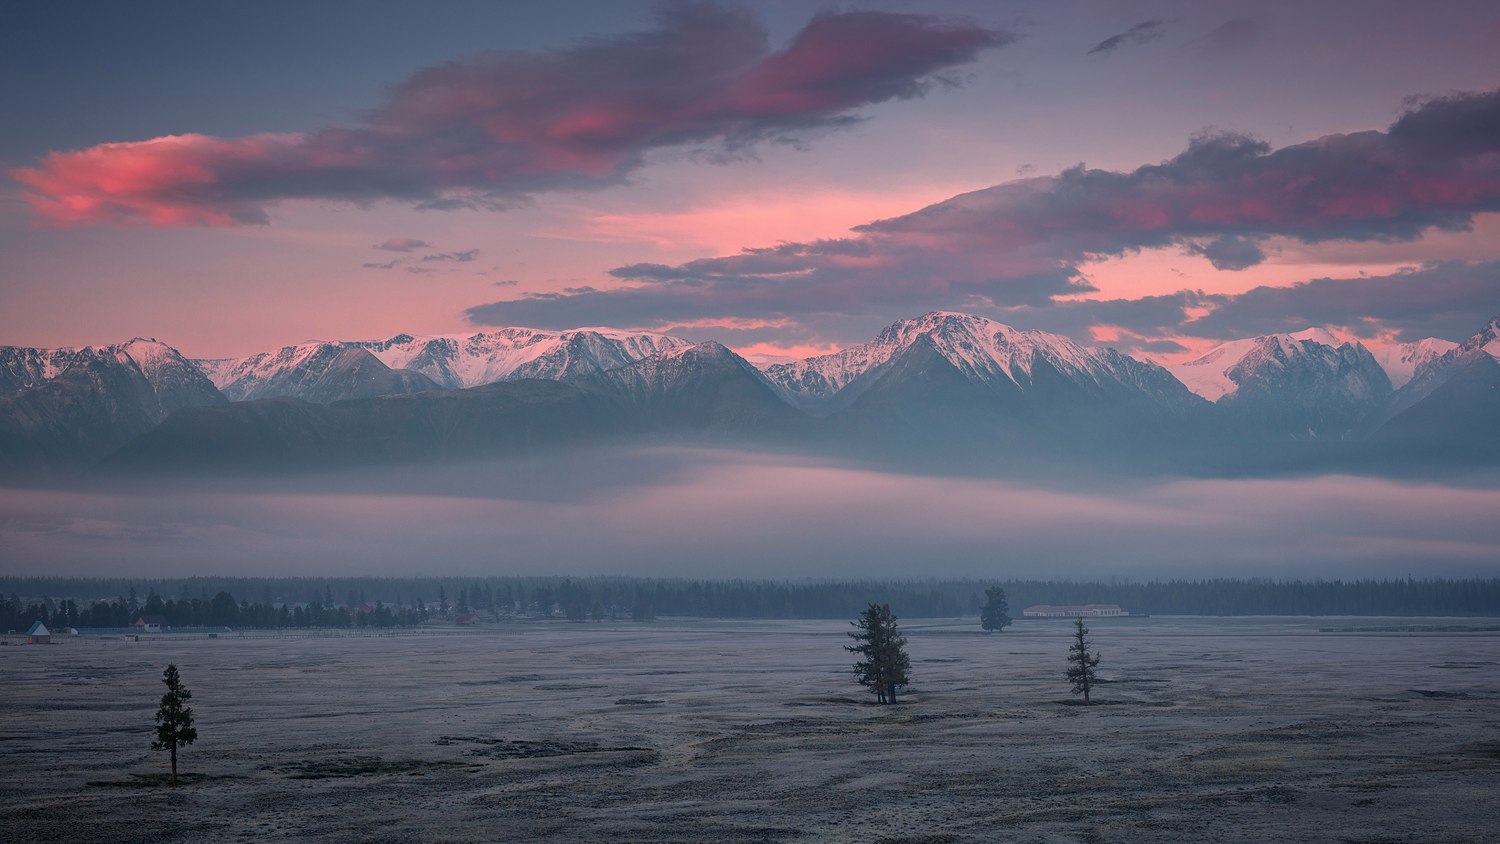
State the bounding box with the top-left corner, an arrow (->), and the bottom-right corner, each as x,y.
492,279 -> 520,287
1126,338 -> 1190,355
965,292 -> 1207,349
1185,260 -> 1500,342
1186,234 -> 1266,270
858,110 -> 1500,253
1390,89 -> 1500,157
469,89 -> 1500,342
12,4 -> 1010,227
422,249 -> 480,263
405,266 -> 436,275
1087,20 -> 1166,55
362,259 -> 400,270
374,237 -> 431,252
467,265 -> 1092,337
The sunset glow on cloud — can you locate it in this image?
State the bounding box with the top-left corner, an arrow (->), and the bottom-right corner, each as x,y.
10,7 -> 1006,230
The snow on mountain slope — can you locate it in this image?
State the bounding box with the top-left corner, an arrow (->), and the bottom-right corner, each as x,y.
1481,316 -> 1500,360
198,328 -> 688,400
0,342 -> 154,393
357,328 -> 689,388
206,341 -> 351,401
1166,328 -> 1375,402
592,341 -> 760,392
586,341 -> 802,429
1371,338 -> 1459,389
194,356 -> 241,388
1165,327 -> 1399,439
1164,336 -> 1264,402
1,338 -> 222,408
762,311 -> 1186,411
1375,316 -> 1500,451
1391,316 -> 1500,407
0,345 -> 76,392
0,338 -> 225,472
199,328 -> 687,397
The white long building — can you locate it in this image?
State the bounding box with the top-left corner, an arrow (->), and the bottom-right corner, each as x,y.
1021,604 -> 1126,618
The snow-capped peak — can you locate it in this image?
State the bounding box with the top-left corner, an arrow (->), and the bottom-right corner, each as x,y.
1480,315 -> 1500,359
0,337 -> 222,414
197,327 -> 691,399
355,327 -> 690,388
0,337 -> 205,393
1370,337 -> 1460,389
1167,328 -> 1359,402
1286,326 -> 1344,346
880,311 -> 1100,382
761,311 -> 1145,410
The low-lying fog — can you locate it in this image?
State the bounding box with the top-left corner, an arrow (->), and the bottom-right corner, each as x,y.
4,447 -> 1499,578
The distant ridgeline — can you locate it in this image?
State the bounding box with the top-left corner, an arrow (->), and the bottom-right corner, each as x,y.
3,576 -> 1499,631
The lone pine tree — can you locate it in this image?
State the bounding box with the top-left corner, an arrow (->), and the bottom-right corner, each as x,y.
1065,618 -> 1101,704
846,603 -> 911,704
152,664 -> 197,784
980,586 -> 1012,633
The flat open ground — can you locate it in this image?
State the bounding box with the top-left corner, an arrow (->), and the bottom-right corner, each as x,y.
2,617 -> 1498,843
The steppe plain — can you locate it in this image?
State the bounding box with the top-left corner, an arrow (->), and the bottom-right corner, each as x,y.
2,617 -> 1497,843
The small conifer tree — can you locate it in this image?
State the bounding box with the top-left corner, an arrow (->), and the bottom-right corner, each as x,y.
1064,618 -> 1101,704
846,603 -> 911,704
980,586 -> 1012,633
152,664 -> 197,784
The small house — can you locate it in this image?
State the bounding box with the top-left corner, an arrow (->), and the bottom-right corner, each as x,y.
131,614 -> 169,633
454,611 -> 478,626
25,620 -> 51,644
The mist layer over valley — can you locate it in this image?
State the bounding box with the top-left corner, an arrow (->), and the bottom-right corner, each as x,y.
5,445 -> 1499,578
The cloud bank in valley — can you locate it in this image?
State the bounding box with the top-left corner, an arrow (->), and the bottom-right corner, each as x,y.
10,5 -> 1008,227
3,450 -> 1497,579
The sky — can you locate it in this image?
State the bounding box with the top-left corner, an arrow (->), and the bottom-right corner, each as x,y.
3,0 -> 1499,362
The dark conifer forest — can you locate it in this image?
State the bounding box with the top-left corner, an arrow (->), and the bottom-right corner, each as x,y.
3,575 -> 1498,632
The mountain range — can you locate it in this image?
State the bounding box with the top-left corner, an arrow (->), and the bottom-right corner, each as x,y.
197,327 -> 689,400
2,312 -> 1496,477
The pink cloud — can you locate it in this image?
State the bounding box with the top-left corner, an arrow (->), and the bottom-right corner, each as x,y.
11,6 -> 1007,228
13,133 -> 304,226
720,12 -> 1000,116
469,88 -> 1500,346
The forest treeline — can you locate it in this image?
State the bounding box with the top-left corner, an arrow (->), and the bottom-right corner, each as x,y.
3,575 -> 1498,631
